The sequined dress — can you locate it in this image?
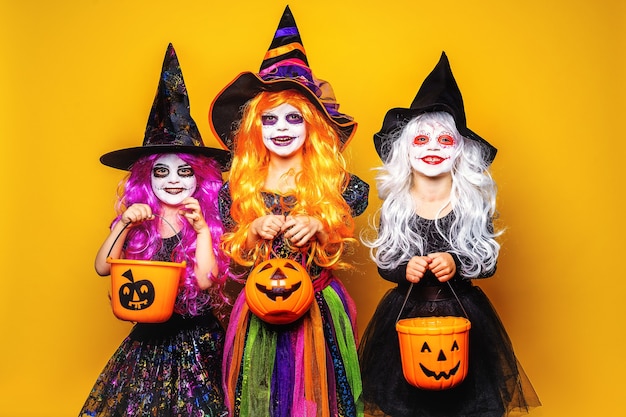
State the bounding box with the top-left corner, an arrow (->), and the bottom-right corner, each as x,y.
80,234 -> 227,417
218,175 -> 369,417
358,213 -> 541,417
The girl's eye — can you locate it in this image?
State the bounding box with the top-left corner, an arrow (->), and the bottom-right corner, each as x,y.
261,115 -> 277,126
285,113 -> 304,124
438,134 -> 455,146
153,167 -> 169,178
177,166 -> 194,177
413,135 -> 429,146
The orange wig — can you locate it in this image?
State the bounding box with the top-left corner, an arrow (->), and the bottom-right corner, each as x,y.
222,90 -> 356,269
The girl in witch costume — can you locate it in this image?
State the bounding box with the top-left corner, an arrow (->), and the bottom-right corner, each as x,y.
80,44 -> 230,417
358,53 -> 541,417
209,6 -> 368,417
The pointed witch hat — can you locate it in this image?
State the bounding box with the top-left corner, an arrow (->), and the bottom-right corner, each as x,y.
101,43 -> 230,171
209,5 -> 356,152
374,52 -> 497,164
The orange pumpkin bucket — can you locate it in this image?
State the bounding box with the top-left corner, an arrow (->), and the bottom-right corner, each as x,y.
106,216 -> 186,323
244,258 -> 314,325
396,316 -> 471,390
108,257 -> 186,323
395,281 -> 471,390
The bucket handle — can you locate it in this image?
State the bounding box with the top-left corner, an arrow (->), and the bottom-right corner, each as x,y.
105,214 -> 184,260
395,280 -> 469,323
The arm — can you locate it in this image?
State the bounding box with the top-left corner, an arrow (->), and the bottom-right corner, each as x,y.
245,214 -> 287,248
218,182 -> 285,249
344,174 -> 369,217
94,203 -> 154,276
282,215 -> 326,247
378,263 -> 408,284
279,174 -> 370,247
180,197 -> 217,290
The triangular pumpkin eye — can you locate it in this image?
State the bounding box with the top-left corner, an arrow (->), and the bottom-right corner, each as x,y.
451,340 -> 459,351
421,342 -> 431,353
284,262 -> 299,271
259,262 -> 274,272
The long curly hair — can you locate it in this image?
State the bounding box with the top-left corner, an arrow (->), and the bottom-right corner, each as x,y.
222,89 -> 355,269
363,112 -> 501,277
111,152 -> 227,316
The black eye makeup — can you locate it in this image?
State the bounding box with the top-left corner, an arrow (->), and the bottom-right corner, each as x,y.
152,165 -> 170,178
177,165 -> 194,177
152,164 -> 194,178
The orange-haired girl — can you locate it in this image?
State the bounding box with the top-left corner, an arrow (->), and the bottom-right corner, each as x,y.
209,7 -> 369,416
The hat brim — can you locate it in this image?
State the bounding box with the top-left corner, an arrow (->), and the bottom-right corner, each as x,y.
209,72 -> 357,152
100,145 -> 231,171
374,105 -> 497,164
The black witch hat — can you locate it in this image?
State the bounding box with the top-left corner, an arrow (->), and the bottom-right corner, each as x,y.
100,43 -> 230,171
209,5 -> 356,152
374,52 -> 497,164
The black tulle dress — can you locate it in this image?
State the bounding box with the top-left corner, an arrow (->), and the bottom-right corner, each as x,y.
80,234 -> 227,417
358,213 -> 540,417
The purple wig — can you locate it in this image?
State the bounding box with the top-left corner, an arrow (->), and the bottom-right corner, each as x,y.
111,153 -> 227,316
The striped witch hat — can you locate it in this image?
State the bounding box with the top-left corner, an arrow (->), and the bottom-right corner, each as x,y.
209,5 -> 356,151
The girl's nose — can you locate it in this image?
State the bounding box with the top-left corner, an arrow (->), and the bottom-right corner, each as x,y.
276,118 -> 288,130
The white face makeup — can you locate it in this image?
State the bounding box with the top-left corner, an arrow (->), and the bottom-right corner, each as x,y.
261,103 -> 307,158
151,154 -> 197,206
408,120 -> 458,177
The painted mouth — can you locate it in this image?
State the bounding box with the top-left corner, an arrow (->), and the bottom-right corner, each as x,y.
271,136 -> 297,147
164,188 -> 186,195
421,156 -> 447,165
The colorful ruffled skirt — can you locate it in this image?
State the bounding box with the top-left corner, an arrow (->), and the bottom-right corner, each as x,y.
80,312 -> 227,417
223,276 -> 363,417
358,283 -> 541,417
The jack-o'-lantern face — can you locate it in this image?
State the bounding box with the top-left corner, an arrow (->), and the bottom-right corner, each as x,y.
418,339 -> 462,381
118,269 -> 155,310
396,316 -> 470,390
245,258 -> 314,325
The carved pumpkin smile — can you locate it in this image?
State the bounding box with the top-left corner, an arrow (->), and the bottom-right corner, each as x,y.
420,360 -> 461,380
245,258 -> 314,325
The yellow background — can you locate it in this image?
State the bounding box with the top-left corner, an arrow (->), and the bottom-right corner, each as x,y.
1,0 -> 624,416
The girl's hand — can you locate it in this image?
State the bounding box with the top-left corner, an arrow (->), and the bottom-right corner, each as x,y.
406,256 -> 431,283
179,197 -> 207,233
427,252 -> 456,282
282,215 -> 323,247
121,203 -> 154,225
250,215 -> 286,241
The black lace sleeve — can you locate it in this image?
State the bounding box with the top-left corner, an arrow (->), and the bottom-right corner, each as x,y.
344,174 -> 369,217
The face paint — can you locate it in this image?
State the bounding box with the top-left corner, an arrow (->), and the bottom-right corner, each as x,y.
261,103 -> 307,158
151,154 -> 197,206
408,120 -> 458,177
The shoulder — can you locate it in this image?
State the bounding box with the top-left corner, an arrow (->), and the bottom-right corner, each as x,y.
344,173 -> 370,216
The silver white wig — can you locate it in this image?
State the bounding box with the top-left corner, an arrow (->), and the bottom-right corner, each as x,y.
363,112 -> 501,278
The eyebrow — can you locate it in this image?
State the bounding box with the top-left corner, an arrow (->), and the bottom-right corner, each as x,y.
262,110 -> 302,116
153,163 -> 191,168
